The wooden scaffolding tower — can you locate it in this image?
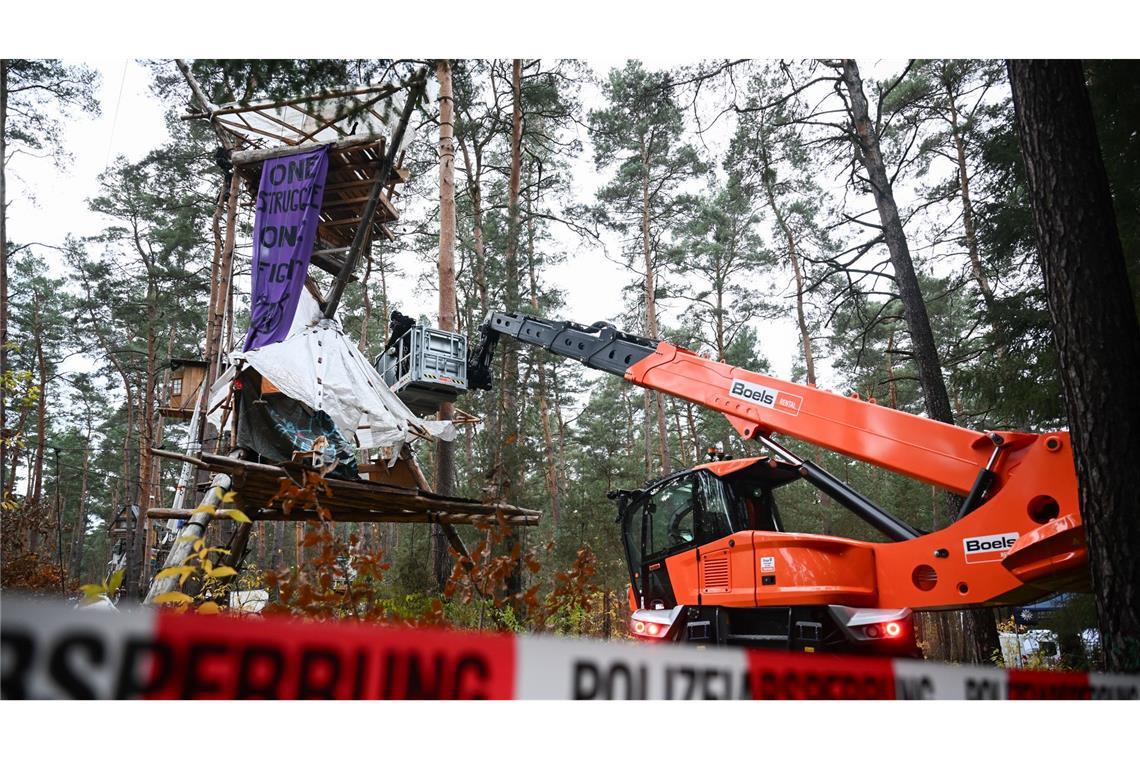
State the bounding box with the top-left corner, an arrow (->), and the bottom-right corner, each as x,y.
143,63 -> 533,605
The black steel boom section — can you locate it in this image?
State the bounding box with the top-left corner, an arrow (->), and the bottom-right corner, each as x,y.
467,312 -> 657,391
467,309 -> 923,543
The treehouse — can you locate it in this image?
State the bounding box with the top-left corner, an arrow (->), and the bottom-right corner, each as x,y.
160,358 -> 208,419
194,81 -> 416,298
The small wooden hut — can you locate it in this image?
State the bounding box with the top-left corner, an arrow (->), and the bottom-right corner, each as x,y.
160,358 -> 209,419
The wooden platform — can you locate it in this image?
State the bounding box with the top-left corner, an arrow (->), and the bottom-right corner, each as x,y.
148,451 -> 540,527
183,81 -> 418,285
230,135 -> 408,279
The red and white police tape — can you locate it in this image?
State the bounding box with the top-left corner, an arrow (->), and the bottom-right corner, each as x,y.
2,595 -> 1137,699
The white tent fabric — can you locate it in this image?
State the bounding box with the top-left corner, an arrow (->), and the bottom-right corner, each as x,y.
208,290 -> 456,448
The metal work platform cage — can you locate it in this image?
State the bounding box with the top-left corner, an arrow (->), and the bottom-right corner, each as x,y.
376,325 -> 468,415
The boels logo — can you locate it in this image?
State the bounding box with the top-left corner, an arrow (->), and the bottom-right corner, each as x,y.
962,532 -> 1019,564
728,379 -> 802,416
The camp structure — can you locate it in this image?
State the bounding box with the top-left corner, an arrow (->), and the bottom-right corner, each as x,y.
159,358 -> 209,419
141,63 -> 536,604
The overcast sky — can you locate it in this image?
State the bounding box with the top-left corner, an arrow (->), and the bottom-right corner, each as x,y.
9,58 -> 822,385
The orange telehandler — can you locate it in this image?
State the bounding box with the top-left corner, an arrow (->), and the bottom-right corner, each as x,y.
466,312 -> 1090,655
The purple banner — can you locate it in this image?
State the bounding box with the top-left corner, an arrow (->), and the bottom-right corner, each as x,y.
244,145 -> 330,350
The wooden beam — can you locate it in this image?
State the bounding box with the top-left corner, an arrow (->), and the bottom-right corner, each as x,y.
310,249 -> 353,278
144,507 -> 537,527
174,59 -> 237,151
250,510 -> 538,526
184,83 -> 402,120
231,134 -> 383,166
324,177 -> 386,193
320,216 -> 368,228
323,69 -> 426,319
441,523 -> 471,559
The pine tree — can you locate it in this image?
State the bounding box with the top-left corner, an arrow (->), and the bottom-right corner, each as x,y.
2,59 -> 100,514
590,61 -> 708,476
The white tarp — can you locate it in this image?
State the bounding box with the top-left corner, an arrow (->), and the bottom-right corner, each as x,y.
207,290 -> 456,449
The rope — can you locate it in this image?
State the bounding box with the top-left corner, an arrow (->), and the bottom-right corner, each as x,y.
103,60 -> 129,166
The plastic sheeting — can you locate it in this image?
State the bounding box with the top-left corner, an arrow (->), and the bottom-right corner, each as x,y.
211,74 -> 438,154
208,290 -> 456,449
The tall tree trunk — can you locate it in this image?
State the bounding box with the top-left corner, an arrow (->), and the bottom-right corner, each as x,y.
885,328 -> 899,409
457,137 -> 489,316
374,249 -> 390,345
358,252 -> 373,352
670,398 -> 687,466
457,131 -> 494,485
432,59 -> 457,591
840,60 -> 955,433
205,173 -> 240,395
759,141 -> 816,384
551,362 -> 568,482
640,146 -> 671,474
841,58 -> 997,664
69,433 -> 90,581
203,184 -> 225,379
30,302 -> 47,545
1009,59 -> 1140,673
685,403 -> 699,462
944,83 -> 996,310
109,353 -> 133,562
641,391 -> 653,478
524,193 -> 560,524
501,59 -> 525,603
624,387 -> 640,474
99,340 -> 134,569
0,60 -> 9,505
128,282 -> 158,598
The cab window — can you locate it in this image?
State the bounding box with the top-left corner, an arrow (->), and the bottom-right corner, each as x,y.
699,472 -> 742,541
645,475 -> 698,558
730,481 -> 783,532
622,499 -> 644,579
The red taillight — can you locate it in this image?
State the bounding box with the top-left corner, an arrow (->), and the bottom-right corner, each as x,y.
863,621 -> 903,639
631,617 -> 670,639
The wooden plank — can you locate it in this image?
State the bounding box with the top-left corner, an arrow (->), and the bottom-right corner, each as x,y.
190,452 -> 539,518
249,510 -> 538,526
377,192 -> 400,221
146,507 -> 538,527
324,177 -> 385,193
310,249 -> 352,278
229,483 -> 538,518
231,134 -> 382,166
154,450 -> 540,520
320,216 -> 367,228
320,194 -> 376,210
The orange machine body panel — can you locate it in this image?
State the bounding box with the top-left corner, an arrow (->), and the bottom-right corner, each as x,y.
623,343 -> 1088,612
665,531 -> 881,608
